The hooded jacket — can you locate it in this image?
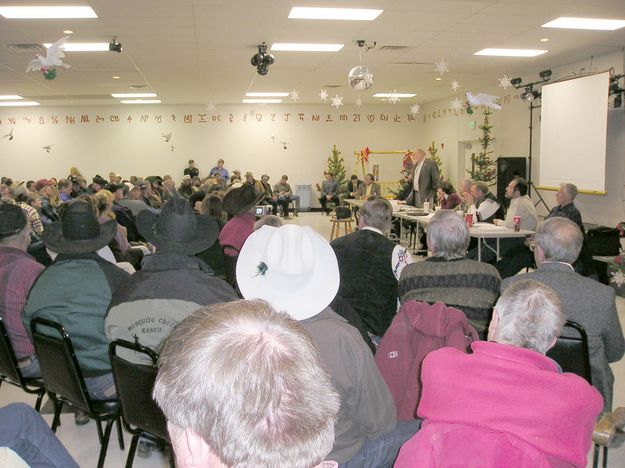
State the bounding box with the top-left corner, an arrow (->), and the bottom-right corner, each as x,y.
375,301 -> 478,420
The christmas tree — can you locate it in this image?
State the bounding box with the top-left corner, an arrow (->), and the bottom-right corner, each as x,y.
326,145 -> 346,185
427,141 -> 443,175
467,108 -> 497,184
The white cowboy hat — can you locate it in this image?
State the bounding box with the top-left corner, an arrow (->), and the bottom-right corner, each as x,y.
237,225 -> 340,320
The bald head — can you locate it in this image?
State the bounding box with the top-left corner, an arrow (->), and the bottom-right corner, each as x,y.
535,217 -> 583,264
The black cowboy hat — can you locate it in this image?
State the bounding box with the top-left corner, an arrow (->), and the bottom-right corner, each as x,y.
222,182 -> 261,215
92,174 -> 107,186
136,197 -> 219,255
43,200 -> 117,254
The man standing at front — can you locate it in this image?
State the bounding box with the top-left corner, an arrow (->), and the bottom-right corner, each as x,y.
409,148 -> 439,208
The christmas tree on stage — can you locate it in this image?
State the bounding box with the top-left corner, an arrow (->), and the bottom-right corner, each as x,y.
326,145 -> 346,185
467,108 -> 497,184
427,141 -> 443,175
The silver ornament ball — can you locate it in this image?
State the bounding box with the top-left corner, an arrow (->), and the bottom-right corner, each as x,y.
348,65 -> 374,91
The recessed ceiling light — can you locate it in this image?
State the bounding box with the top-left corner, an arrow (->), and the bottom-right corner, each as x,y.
63,30 -> 74,34
0,6 -> 97,19
288,7 -> 383,21
271,43 -> 344,52
246,92 -> 289,97
540,38 -> 549,42
120,99 -> 161,104
44,42 -> 109,52
0,95 -> 23,100
474,48 -> 548,57
112,75 -> 121,80
112,93 -> 157,98
373,93 -> 417,98
0,101 -> 39,107
542,17 -> 625,30
242,99 -> 282,104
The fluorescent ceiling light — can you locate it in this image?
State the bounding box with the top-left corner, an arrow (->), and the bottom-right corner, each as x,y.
0,101 -> 39,107
271,43 -> 343,52
0,6 -> 97,19
373,93 -> 416,98
542,17 -> 625,30
288,7 -> 382,21
120,99 -> 161,104
242,99 -> 282,104
0,95 -> 23,100
474,48 -> 547,57
112,92 -> 158,98
44,42 -> 109,52
246,92 -> 289,97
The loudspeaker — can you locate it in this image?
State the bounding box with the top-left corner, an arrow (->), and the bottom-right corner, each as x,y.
497,157 -> 527,206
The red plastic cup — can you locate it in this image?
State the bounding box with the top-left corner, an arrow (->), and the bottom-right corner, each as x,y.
465,213 -> 474,227
513,216 -> 521,232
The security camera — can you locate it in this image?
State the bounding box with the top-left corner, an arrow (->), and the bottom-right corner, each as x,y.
109,37 -> 122,53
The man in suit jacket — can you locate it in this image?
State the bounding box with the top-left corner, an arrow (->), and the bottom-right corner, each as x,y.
503,216 -> 625,412
356,173 -> 382,199
409,148 -> 440,207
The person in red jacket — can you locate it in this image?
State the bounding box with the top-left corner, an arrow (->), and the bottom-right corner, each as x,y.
396,279 -> 603,468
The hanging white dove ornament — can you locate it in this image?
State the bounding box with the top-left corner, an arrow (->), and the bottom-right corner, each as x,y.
466,92 -> 502,110
26,36 -> 71,80
348,65 -> 374,91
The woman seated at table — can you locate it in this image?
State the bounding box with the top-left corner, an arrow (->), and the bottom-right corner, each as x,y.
437,181 -> 461,210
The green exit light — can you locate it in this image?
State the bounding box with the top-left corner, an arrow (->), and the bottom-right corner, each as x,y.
468,120 -> 476,129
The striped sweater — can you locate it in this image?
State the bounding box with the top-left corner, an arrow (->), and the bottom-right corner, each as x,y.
398,257 -> 501,338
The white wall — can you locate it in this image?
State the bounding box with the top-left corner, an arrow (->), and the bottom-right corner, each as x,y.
0,104 -> 420,191
419,49 -> 625,226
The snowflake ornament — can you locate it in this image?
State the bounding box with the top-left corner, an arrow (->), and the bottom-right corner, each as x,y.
498,75 -> 512,89
409,103 -> 421,115
450,97 -> 463,110
451,80 -> 460,92
289,89 -> 300,101
319,89 -> 328,101
388,90 -> 401,105
331,95 -> 344,108
355,97 -> 363,107
435,58 -> 449,76
610,270 -> 625,287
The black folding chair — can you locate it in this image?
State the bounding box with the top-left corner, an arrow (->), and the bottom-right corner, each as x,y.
546,320 -> 607,468
109,339 -> 174,468
31,317 -> 124,468
0,317 -> 46,411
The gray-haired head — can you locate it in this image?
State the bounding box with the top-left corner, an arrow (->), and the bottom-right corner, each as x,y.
535,217 -> 583,264
427,209 -> 469,260
360,197 -> 392,232
561,183 -> 578,200
154,299 -> 339,468
490,279 -> 564,354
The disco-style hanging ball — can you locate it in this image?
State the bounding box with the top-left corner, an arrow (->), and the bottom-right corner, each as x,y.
348,65 -> 374,90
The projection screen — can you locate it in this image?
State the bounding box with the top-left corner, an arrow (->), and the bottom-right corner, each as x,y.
538,71 -> 610,194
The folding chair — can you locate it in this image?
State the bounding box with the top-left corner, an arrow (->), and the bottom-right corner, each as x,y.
546,320 -> 608,467
31,317 -> 124,468
109,339 -> 174,468
0,317 -> 46,411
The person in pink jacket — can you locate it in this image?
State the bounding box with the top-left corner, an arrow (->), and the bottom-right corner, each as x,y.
395,279 -> 603,468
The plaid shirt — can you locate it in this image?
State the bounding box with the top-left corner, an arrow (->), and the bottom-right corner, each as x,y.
18,202 -> 43,237
0,247 -> 44,358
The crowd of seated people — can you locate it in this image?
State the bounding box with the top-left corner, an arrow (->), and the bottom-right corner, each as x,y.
1,161 -> 624,467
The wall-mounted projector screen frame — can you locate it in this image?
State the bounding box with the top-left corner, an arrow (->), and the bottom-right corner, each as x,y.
537,71 -> 610,195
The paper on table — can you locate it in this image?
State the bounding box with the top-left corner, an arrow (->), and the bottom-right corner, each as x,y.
472,223 -> 510,231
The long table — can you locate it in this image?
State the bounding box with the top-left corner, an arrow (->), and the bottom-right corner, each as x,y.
344,199 -> 535,262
